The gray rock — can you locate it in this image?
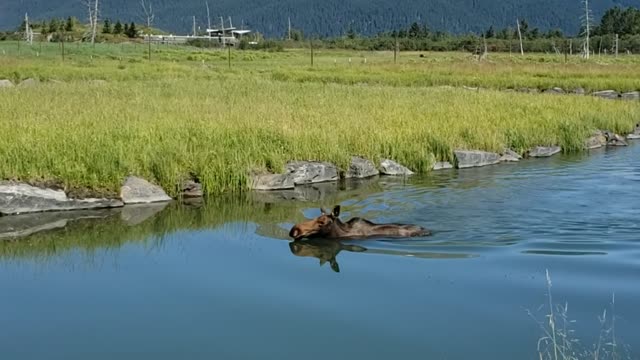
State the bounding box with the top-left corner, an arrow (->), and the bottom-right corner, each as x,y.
345,157 -> 379,179
544,87 -> 564,94
0,79 -> 14,88
120,202 -> 169,226
120,176 -> 171,204
585,131 -> 607,149
573,87 -> 586,95
627,123 -> 640,139
379,159 -> 414,176
454,150 -> 501,169
17,78 -> 39,88
604,131 -> 628,146
0,182 -> 123,216
250,173 -> 295,190
621,91 -> 640,101
500,149 -> 521,162
181,179 -> 203,198
433,161 -> 454,170
528,146 -> 561,158
592,90 -> 620,100
286,161 -> 339,185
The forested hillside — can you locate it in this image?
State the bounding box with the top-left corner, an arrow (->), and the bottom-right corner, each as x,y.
1,0 -> 638,37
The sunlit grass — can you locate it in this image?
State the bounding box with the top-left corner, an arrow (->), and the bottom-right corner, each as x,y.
1,75 -> 637,196
1,42 -> 639,196
1,42 -> 640,91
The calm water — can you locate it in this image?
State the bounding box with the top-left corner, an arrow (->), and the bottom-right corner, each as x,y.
1,144 -> 639,360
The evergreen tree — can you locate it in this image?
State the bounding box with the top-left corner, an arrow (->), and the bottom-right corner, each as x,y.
408,22 -> 421,38
421,24 -> 430,37
65,16 -> 76,32
48,18 -> 60,33
496,27 -> 512,40
346,26 -> 356,39
126,22 -> 137,38
545,28 -> 563,38
102,18 -> 112,34
40,20 -> 50,35
113,20 -> 123,34
485,25 -> 495,38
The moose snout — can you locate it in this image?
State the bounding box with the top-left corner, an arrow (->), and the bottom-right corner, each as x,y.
289,226 -> 301,240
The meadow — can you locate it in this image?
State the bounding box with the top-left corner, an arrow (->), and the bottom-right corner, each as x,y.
1,41 -> 639,197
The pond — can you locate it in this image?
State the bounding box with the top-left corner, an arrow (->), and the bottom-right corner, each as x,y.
1,144 -> 639,360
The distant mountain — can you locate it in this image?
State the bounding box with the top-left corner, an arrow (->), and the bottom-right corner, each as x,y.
1,0 -> 638,37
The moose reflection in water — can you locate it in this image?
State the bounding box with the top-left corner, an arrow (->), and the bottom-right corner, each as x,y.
289,239 -> 367,273
288,205 -> 431,241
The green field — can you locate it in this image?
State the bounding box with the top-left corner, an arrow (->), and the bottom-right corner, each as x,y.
1,41 -> 639,197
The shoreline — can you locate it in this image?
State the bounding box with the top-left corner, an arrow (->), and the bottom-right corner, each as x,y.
1,127 -> 638,218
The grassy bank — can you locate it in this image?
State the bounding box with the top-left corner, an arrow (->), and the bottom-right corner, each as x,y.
1,43 -> 639,197
1,74 -> 638,197
2,42 -> 640,92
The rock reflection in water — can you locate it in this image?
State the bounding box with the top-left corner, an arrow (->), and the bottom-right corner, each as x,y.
0,173 -> 474,264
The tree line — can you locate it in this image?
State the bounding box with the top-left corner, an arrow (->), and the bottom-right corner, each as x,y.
100,19 -> 139,38
0,16 -> 141,42
273,6 -> 640,54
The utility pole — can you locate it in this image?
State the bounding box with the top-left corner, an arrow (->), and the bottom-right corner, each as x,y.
394,35 -> 398,64
61,36 -> 65,61
582,0 -> 591,59
615,34 -> 619,57
288,17 -> 291,40
310,38 -> 314,66
193,16 -> 196,36
141,0 -> 155,61
220,16 -> 225,46
516,19 -> 524,56
92,0 -> 99,46
24,13 -> 33,45
206,1 -> 211,29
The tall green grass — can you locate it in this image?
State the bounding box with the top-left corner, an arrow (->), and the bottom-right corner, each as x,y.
0,76 -> 637,197
1,42 -> 640,91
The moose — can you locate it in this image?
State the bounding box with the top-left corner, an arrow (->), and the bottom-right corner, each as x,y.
288,205 -> 431,241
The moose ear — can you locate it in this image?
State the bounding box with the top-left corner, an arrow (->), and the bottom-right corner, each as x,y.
332,205 -> 341,217
330,259 -> 340,273
320,208 -> 327,215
